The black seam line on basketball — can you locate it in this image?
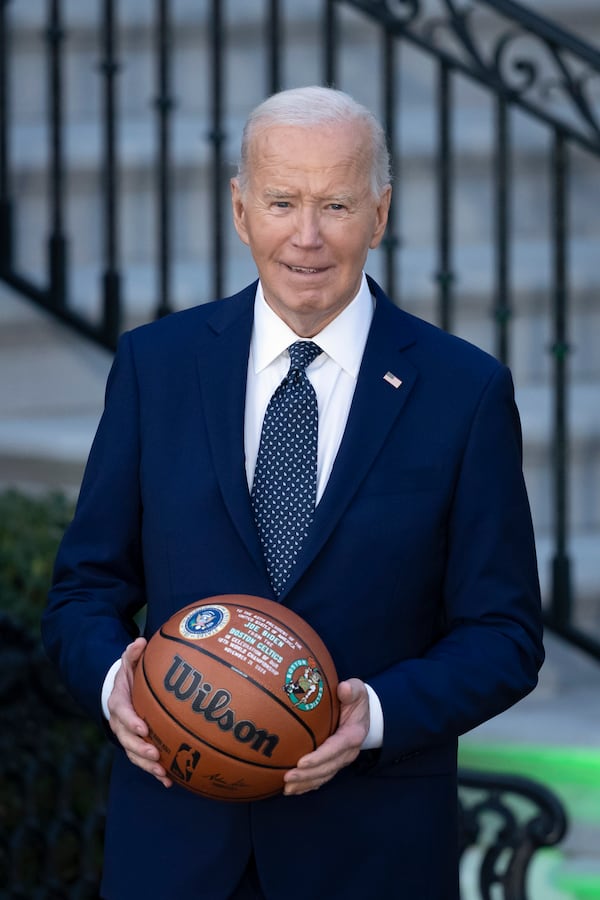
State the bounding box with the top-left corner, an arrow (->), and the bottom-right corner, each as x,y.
158,628 -> 319,749
221,599 -> 339,733
139,653 -> 291,771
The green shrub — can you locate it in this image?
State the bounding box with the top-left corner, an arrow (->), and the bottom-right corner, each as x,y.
0,488 -> 74,634
0,489 -> 108,894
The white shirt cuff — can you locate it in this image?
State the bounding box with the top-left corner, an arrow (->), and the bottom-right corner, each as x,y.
362,682 -> 384,749
101,658 -> 122,719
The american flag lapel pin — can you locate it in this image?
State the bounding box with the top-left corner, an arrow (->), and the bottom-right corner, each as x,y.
383,371 -> 403,389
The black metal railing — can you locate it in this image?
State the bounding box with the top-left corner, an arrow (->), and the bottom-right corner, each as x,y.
0,1 -> 599,657
0,616 -> 568,899
346,0 -> 600,661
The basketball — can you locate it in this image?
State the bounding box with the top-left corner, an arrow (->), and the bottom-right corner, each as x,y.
132,594 -> 340,801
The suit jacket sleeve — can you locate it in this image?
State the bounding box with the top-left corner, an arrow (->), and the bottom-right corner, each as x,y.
43,332 -> 146,725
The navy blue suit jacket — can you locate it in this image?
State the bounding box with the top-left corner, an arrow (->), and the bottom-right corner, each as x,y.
44,278 -> 544,900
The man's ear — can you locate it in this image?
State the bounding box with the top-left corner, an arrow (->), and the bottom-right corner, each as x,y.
369,185 -> 392,250
231,178 -> 250,246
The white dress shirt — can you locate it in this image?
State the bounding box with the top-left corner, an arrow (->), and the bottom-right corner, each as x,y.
103,273 -> 384,750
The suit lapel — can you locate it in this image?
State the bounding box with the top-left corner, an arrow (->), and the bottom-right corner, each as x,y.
194,283 -> 271,585
281,285 -> 419,599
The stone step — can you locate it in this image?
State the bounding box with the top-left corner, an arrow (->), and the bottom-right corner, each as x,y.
0,287 -> 110,495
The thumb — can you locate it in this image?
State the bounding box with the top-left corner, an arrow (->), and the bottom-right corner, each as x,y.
337,677 -> 365,705
123,636 -> 147,668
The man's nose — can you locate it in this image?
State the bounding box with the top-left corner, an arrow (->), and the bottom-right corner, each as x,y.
292,207 -> 324,248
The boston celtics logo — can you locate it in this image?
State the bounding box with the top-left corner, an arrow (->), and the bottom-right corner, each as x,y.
283,657 -> 324,711
179,605 -> 230,640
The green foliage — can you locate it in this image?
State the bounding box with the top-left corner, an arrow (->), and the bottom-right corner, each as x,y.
0,488 -> 74,633
0,490 -> 107,894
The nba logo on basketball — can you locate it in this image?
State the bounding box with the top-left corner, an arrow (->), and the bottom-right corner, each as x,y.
170,743 -> 201,783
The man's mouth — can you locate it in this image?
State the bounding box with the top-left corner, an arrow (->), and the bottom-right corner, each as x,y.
286,264 -> 324,274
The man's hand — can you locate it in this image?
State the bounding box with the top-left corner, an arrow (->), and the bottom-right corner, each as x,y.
107,637 -> 172,788
282,678 -> 370,796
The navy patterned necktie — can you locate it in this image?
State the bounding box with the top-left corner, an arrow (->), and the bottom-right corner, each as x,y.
251,340 -> 321,596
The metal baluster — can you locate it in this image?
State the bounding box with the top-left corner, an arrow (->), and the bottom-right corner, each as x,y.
0,0 -> 12,271
494,94 -> 511,364
154,0 -> 174,320
323,0 -> 337,87
99,0 -> 121,348
382,30 -> 399,303
436,60 -> 454,333
209,0 -> 225,300
47,0 -> 67,311
267,0 -> 281,94
550,129 -> 572,631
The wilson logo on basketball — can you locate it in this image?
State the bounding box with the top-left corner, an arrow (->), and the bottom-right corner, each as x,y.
164,654 -> 280,758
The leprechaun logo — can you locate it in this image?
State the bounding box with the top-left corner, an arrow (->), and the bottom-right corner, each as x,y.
283,657 -> 324,711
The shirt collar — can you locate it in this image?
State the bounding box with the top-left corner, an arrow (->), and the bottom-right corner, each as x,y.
251,273 -> 374,377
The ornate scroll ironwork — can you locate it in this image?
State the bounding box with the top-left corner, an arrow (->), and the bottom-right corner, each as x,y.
458,767 -> 568,899
347,0 -> 600,152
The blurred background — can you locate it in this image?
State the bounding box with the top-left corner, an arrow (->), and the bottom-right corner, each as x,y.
0,1 -> 599,897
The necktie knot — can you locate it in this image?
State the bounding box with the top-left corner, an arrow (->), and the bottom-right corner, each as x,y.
287,341 -> 321,376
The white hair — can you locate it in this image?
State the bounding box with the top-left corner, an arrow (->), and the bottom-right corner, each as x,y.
237,86 -> 392,196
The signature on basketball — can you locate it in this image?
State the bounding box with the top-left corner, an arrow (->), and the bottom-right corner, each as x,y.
203,772 -> 250,791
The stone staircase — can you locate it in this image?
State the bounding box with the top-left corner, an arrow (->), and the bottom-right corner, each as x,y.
0,284 -> 110,495
1,3 -> 600,894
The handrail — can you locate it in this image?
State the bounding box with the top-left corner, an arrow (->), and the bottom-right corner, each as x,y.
346,0 -> 600,153
478,0 -> 600,70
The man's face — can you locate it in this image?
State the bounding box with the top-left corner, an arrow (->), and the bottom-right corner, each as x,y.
231,121 -> 391,337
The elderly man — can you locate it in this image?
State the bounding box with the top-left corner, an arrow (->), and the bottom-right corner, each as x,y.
44,86 -> 544,900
